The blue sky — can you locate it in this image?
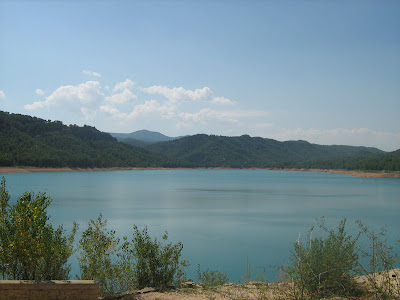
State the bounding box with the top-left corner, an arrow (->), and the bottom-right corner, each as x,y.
0,1 -> 399,151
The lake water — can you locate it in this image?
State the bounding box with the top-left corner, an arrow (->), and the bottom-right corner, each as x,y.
1,169 -> 399,282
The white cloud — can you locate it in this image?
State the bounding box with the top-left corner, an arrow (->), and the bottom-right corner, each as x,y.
99,105 -> 127,119
0,90 -> 5,99
113,79 -> 135,92
24,78 -> 276,142
25,81 -> 104,119
143,85 -> 213,103
105,88 -> 137,104
212,97 -> 235,105
24,100 -> 45,110
35,89 -> 45,96
101,99 -> 175,121
177,108 -> 264,125
83,70 -> 102,77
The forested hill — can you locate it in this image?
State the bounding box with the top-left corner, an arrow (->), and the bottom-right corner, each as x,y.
0,111 -> 188,168
1,111 -> 398,171
146,134 -> 399,170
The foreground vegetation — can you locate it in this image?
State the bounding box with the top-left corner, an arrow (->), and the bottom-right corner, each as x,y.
0,178 -> 399,299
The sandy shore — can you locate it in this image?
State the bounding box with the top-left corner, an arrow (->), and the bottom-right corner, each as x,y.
0,166 -> 399,178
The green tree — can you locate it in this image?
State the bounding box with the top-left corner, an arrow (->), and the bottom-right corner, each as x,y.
0,177 -> 77,280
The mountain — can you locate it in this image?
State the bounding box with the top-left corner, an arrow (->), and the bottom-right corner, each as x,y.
109,130 -> 181,143
145,134 -> 397,170
0,111 -> 188,168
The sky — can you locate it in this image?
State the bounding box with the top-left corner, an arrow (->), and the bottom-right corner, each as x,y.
0,1 -> 399,151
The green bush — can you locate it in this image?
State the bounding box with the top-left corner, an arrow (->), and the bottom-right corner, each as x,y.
78,217 -> 188,295
357,220 -> 400,299
78,213 -> 135,297
283,218 -> 360,299
196,264 -> 229,287
0,177 -> 77,280
131,225 -> 189,290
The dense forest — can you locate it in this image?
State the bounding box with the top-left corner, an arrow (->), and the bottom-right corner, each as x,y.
1,111 -> 399,171
145,134 -> 400,171
0,111 -> 189,168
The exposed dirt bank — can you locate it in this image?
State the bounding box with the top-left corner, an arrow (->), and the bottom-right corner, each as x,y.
0,166 -> 399,178
108,269 -> 400,300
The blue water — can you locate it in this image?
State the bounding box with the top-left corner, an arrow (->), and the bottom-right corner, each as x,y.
1,169 -> 399,282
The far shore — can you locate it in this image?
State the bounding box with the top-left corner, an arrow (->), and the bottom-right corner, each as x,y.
0,166 -> 399,178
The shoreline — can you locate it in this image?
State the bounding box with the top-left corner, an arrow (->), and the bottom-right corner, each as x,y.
0,166 -> 399,178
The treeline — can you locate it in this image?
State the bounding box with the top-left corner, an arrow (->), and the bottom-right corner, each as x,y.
303,150 -> 400,171
145,134 -> 399,171
1,110 -> 398,171
0,111 -> 189,168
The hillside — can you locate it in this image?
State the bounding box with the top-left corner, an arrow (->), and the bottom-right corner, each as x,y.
1,111 -> 398,171
305,149 -> 400,171
145,134 -> 398,170
0,111 -> 188,168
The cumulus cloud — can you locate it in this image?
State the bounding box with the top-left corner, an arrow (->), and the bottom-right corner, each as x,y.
177,109 -> 269,126
23,78 -> 273,141
113,79 -> 135,92
212,97 -> 235,105
105,89 -> 137,104
143,85 -> 213,102
99,105 -> 127,119
101,99 -> 175,121
35,89 -> 45,96
83,70 -> 102,77
0,90 -> 5,99
25,81 -> 104,119
142,85 -> 237,108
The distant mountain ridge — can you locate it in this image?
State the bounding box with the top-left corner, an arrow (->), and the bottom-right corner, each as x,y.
109,130 -> 181,143
145,134 -> 399,170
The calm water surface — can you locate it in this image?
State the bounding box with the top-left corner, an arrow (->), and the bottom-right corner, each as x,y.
1,169 -> 399,281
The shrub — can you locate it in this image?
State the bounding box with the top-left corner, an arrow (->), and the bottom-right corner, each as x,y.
0,177 -> 77,280
283,218 -> 360,299
357,220 -> 400,299
196,264 -> 229,287
131,225 -> 188,290
78,213 -> 135,297
78,218 -> 188,295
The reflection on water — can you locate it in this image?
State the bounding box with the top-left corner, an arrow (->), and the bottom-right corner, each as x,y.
1,169 -> 399,281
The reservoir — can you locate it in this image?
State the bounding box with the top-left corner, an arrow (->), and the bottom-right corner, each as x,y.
1,169 -> 399,282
